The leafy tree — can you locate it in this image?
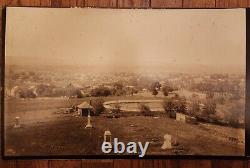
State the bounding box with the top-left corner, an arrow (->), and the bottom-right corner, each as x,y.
91,86 -> 112,97
162,97 -> 187,118
189,101 -> 200,117
113,81 -> 124,90
162,86 -> 174,96
112,81 -> 126,96
152,89 -> 158,96
139,104 -> 152,116
111,104 -> 121,114
150,82 -> 161,96
175,99 -> 187,114
19,89 -> 36,98
202,100 -> 216,118
91,98 -> 105,115
162,98 -> 177,118
206,92 -> 214,99
36,84 -> 54,97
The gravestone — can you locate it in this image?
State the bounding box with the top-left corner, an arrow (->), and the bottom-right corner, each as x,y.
104,130 -> 112,143
161,134 -> 172,149
85,111 -> 93,128
14,116 -> 20,128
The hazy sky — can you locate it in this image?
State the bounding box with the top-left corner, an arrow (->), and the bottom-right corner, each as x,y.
5,8 -> 246,73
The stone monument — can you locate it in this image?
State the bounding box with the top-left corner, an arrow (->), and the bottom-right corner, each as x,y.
85,110 -> 93,129
104,130 -> 112,143
14,116 -> 20,128
161,134 -> 172,149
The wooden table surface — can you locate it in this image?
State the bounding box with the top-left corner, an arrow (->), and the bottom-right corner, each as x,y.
0,0 -> 250,167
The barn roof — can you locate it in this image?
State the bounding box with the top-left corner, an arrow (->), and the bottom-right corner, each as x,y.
77,102 -> 93,109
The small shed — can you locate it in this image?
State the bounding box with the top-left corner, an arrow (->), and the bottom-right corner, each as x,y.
176,113 -> 197,124
176,113 -> 186,122
77,102 -> 94,116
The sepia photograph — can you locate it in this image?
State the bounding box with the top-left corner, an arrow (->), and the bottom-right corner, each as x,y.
3,8 -> 246,157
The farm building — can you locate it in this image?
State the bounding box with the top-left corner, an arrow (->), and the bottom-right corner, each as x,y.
77,101 -> 94,116
176,113 -> 197,124
176,113 -> 186,122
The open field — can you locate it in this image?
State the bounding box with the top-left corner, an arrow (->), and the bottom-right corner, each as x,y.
4,98 -> 244,156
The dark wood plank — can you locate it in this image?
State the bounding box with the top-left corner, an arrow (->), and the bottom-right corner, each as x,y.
50,160 -> 81,168
7,0 -> 40,6
152,160 -> 179,168
216,0 -> 248,8
151,0 -> 182,8
117,0 -> 150,8
40,0 -> 51,7
85,0 -> 116,7
82,160 -> 113,168
179,160 -> 212,168
6,0 -> 41,7
183,0 -> 216,8
114,160 -> 142,168
76,0 -> 85,7
138,160 -> 154,168
17,160 -> 49,168
0,160 -> 17,168
6,0 -> 22,6
114,160 -> 131,168
51,0 -> 78,7
212,160 -> 245,168
0,0 -> 6,7
51,0 -> 70,7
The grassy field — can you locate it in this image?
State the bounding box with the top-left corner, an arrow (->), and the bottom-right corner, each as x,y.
4,97 -> 244,156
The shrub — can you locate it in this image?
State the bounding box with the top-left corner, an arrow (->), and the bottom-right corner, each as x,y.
139,104 -> 153,116
19,89 -> 36,98
162,97 -> 187,118
188,101 -> 200,117
162,86 -> 174,96
111,104 -> 121,114
90,86 -> 112,97
201,99 -> 216,119
162,99 -> 176,118
91,98 -> 105,115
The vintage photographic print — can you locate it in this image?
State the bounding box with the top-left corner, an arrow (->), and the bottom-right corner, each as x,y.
3,8 -> 246,157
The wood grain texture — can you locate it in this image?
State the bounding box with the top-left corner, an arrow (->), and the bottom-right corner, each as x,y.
216,0 -> 248,8
17,160 -> 49,168
183,0 -> 216,8
85,0 -> 116,7
113,160 -> 143,168
179,160 -> 212,168
114,160 -> 131,168
152,160 -> 179,168
76,0 -> 85,7
0,0 -> 6,7
40,0 -> 51,6
114,160 -> 179,168
151,0 -> 182,8
51,0 -> 78,7
117,0 -> 150,8
50,160 -> 82,168
212,160 -> 246,168
82,160 -> 113,168
0,160 -> 17,168
7,0 -> 41,6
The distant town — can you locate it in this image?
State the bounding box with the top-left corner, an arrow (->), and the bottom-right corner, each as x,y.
4,66 -> 245,156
